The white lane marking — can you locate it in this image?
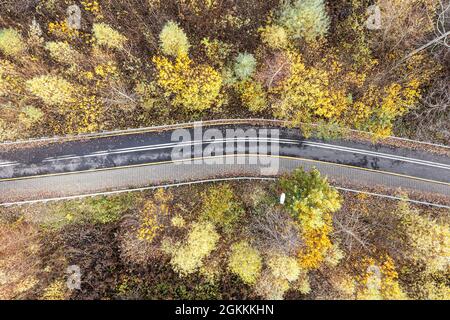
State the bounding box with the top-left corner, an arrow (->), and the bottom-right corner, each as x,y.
42,137 -> 450,171
41,137 -> 295,162
303,141 -> 450,171
0,163 -> 18,168
4,138 -> 284,166
0,161 -> 16,165
0,161 -> 18,167
2,138 -> 450,171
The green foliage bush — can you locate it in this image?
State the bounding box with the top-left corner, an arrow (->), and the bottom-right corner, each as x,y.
82,196 -> 135,224
233,53 -> 257,80
278,0 -> 330,42
159,21 -> 190,57
41,194 -> 139,229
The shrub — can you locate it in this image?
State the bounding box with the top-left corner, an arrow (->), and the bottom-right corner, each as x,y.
171,215 -> 186,228
93,23 -> 127,49
26,75 -> 75,106
233,53 -> 257,80
393,201 -> 450,273
201,38 -> 232,67
200,184 -> 243,231
228,241 -> 262,285
159,21 -> 190,57
255,52 -> 291,88
28,18 -> 44,47
278,0 -> 329,43
41,279 -> 67,300
19,106 -> 44,128
137,201 -> 164,242
0,221 -> 41,299
137,189 -> 172,242
255,271 -> 290,300
45,41 -> 79,65
166,221 -> 220,276
250,205 -> 302,255
260,25 -> 289,50
268,253 -> 301,282
0,60 -> 23,97
0,28 -> 25,56
355,256 -> 407,300
119,229 -> 161,265
64,95 -> 103,134
80,195 -> 137,224
323,243 -> 344,267
153,54 -> 223,111
236,80 -> 267,112
0,118 -> 18,142
40,194 -> 138,229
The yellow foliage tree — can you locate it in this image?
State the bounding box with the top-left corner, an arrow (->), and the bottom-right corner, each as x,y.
0,60 -> 23,97
153,54 -> 223,111
137,188 -> 173,242
350,80 -> 421,138
0,28 -> 26,57
355,255 -> 407,300
164,221 -> 220,276
26,75 -> 76,106
272,52 -> 349,124
159,21 -> 190,57
281,168 -> 342,270
236,80 -> 267,113
393,201 -> 450,273
93,23 -> 127,49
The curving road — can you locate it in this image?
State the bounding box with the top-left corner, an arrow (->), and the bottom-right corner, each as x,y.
0,124 -> 449,203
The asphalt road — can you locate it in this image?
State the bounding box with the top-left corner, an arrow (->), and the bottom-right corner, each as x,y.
0,124 -> 449,203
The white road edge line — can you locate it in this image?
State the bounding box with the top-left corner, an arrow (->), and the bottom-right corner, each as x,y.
1,118 -> 449,150
41,137 -> 292,162
0,177 -> 449,209
5,137 -> 449,171
303,142 -> 450,170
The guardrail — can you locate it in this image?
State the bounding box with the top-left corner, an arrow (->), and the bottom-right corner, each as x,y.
1,176 -> 449,209
1,118 -> 449,149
